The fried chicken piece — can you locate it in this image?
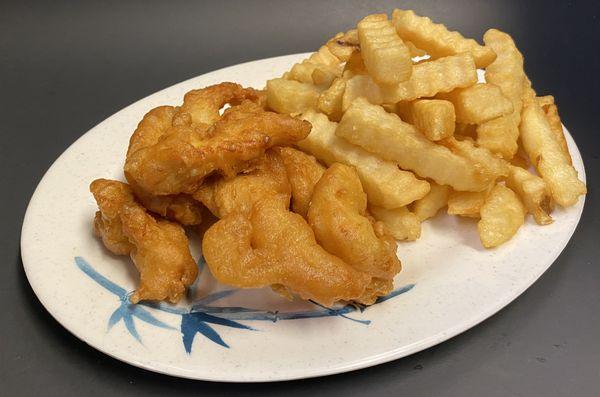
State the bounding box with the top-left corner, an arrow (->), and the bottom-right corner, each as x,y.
277,147 -> 326,218
172,82 -> 261,126
308,163 -> 401,282
124,101 -> 311,195
193,149 -> 291,218
202,196 -> 371,307
90,179 -> 198,303
125,105 -> 205,225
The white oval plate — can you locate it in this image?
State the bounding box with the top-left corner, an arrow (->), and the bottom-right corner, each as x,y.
21,54 -> 586,382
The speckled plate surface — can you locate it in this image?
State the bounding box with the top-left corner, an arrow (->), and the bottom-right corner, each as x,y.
21,54 -> 586,382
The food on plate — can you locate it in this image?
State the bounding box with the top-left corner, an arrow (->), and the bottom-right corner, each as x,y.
370,206 -> 421,241
192,149 -> 291,218
411,182 -> 451,221
357,14 -> 412,84
337,98 -> 502,191
342,52 -> 477,105
436,83 -> 513,125
391,9 -> 496,68
299,110 -> 430,208
447,189 -> 489,218
202,195 -> 372,307
90,179 -> 198,303
505,166 -> 553,225
277,147 -> 325,218
519,102 -> 586,206
125,99 -> 311,195
475,29 -> 525,159
308,163 -> 401,280
478,184 -> 525,248
89,9 -> 586,308
395,99 -> 455,141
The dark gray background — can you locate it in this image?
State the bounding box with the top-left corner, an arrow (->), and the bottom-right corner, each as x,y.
1,0 -> 599,395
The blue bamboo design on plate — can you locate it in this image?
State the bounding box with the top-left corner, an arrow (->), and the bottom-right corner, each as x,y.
75,256 -> 415,353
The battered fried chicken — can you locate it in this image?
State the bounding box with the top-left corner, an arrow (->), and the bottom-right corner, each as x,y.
193,149 -> 291,218
90,179 -> 198,303
277,147 -> 326,218
125,105 -> 204,225
308,164 -> 401,302
124,101 -> 311,195
202,196 -> 372,306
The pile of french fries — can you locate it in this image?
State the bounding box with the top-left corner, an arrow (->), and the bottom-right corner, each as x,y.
266,10 -> 586,248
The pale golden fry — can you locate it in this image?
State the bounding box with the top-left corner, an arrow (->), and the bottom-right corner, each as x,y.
519,103 -> 586,207
173,82 -> 260,126
277,147 -> 325,218
343,51 -> 368,75
317,77 -> 346,121
266,78 -> 321,114
439,137 -> 510,180
337,98 -> 499,191
405,41 -> 427,57
90,179 -> 197,303
202,196 -> 372,307
411,182 -> 451,221
537,97 -> 571,164
286,46 -> 343,87
192,150 -> 291,218
299,110 -> 430,208
478,184 -> 525,248
391,9 -> 496,68
308,163 -> 401,281
125,105 -> 204,225
437,83 -> 513,124
396,99 -> 455,141
358,14 -> 412,84
326,29 -> 359,61
370,206 -> 421,241
447,189 -> 488,218
476,29 -> 526,159
506,166 -> 554,225
125,100 -> 311,195
343,53 -> 477,105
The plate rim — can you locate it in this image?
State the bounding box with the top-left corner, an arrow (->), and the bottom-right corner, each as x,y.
20,52 -> 587,382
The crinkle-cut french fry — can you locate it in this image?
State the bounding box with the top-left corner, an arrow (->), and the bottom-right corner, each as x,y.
396,99 -> 455,141
506,166 -> 554,225
476,29 -> 526,159
370,206 -> 421,241
326,29 -> 359,62
478,184 -> 525,248
299,110 -> 430,208
266,78 -> 321,114
337,98 -> 497,191
437,83 -> 513,124
519,103 -> 586,207
405,40 -> 427,57
286,46 -> 343,88
392,9 -> 496,68
438,137 -> 510,180
358,14 -> 412,85
447,189 -> 489,218
536,96 -> 571,164
343,53 -> 478,106
317,77 -> 346,121
411,182 -> 451,221
343,51 -> 368,75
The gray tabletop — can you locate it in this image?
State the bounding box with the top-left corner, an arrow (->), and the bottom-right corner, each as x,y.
2,0 -> 599,395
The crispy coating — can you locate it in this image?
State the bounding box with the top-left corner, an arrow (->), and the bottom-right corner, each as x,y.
308,163 -> 401,282
202,196 -> 371,307
125,105 -> 204,225
193,150 -> 291,218
172,82 -> 260,126
277,147 -> 325,218
124,101 -> 311,195
90,179 -> 197,303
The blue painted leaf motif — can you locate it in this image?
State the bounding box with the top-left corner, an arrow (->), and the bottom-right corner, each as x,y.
107,307 -> 124,330
123,312 -> 141,342
131,305 -> 175,330
182,313 -> 230,353
192,313 -> 255,331
192,289 -> 238,306
75,256 -> 127,297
